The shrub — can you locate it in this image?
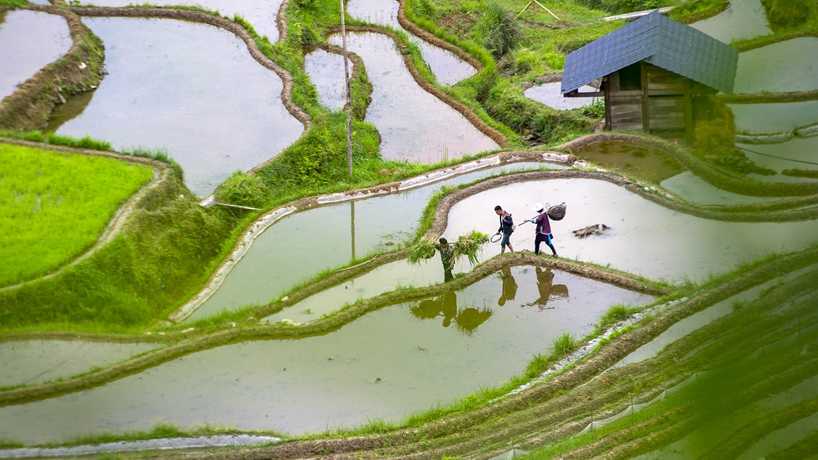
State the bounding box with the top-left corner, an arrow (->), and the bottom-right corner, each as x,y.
477,2 -> 520,59
762,0 -> 809,28
553,333 -> 576,357
215,172 -> 270,208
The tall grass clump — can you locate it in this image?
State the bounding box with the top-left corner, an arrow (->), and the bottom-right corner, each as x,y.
762,0 -> 809,28
552,332 -> 577,357
476,2 -> 521,59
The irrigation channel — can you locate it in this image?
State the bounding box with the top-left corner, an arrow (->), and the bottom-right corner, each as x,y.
2,0 -> 818,456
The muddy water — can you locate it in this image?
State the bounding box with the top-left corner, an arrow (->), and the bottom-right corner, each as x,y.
568,141 -> 683,183
327,32 -> 497,162
731,101 -> 818,133
660,172 -> 777,205
735,38 -> 818,94
0,266 -> 651,444
81,0 -> 284,41
347,0 -> 476,85
691,0 -> 770,44
264,258 -> 443,324
524,82 -> 597,110
442,179 -> 818,282
53,18 -> 303,196
737,137 -> 818,174
0,340 -> 157,388
190,162 -> 551,321
304,48 -> 348,111
0,10 -> 70,100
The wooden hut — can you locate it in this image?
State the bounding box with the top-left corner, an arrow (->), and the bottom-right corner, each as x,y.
561,12 -> 738,135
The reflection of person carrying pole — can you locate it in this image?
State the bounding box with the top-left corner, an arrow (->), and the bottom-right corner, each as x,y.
525,267 -> 569,310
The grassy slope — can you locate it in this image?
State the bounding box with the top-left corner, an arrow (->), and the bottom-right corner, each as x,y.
0,143 -> 152,286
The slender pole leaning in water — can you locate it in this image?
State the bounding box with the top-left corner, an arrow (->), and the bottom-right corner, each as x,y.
340,0 -> 353,177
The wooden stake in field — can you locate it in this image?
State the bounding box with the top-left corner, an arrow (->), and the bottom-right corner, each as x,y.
515,0 -> 561,21
340,0 -> 354,178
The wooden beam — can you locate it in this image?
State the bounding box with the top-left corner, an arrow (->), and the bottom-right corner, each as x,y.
604,77 -> 612,130
641,62 -> 650,132
564,90 -> 603,98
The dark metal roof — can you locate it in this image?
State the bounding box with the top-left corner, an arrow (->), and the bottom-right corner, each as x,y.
561,12 -> 738,94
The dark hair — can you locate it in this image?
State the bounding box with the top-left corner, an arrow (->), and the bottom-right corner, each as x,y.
494,205 -> 502,211
439,237 -> 448,245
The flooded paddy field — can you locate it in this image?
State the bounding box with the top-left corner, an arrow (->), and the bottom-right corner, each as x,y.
738,137 -> 818,175
734,38 -> 818,94
52,17 -> 303,196
0,340 -> 157,388
79,0 -> 284,41
0,266 -> 651,444
566,141 -> 683,183
347,0 -> 475,85
304,49 -> 348,111
524,82 -> 597,110
191,162 -> 551,320
691,0 -> 770,44
660,171 -> 779,205
326,32 -> 497,163
731,101 -> 818,134
443,179 -> 818,282
0,10 -> 71,100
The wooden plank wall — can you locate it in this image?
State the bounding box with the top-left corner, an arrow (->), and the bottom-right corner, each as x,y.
606,64 -> 690,131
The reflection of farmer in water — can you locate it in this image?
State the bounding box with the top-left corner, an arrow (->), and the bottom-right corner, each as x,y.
435,238 -> 455,282
411,292 -> 493,334
525,267 -> 569,310
497,266 -> 518,306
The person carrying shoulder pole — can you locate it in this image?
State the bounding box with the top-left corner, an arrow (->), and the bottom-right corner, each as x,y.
493,205 -> 515,254
532,203 -> 557,257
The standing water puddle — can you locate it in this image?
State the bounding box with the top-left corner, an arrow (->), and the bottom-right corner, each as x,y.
0,340 -> 157,388
735,38 -> 818,94
691,0 -> 770,44
52,18 -> 303,196
524,82 -> 597,110
327,32 -> 498,163
189,162 -> 551,321
0,10 -> 71,100
0,266 -> 651,444
80,0 -> 285,41
347,0 -> 476,85
737,137 -> 818,175
442,179 -> 818,282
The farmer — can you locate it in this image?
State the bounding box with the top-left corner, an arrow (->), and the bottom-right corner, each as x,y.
494,205 -> 515,254
435,237 -> 455,282
533,203 -> 557,257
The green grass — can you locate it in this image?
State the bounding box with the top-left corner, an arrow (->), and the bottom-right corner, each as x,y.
0,130 -> 111,151
0,143 -> 152,286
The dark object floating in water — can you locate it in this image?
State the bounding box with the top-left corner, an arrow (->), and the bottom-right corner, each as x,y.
573,224 -> 611,238
548,202 -> 567,221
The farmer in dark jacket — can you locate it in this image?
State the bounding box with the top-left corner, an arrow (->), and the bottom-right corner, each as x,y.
533,203 -> 557,256
494,205 -> 515,254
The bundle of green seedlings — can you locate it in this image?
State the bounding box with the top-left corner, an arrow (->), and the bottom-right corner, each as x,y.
408,231 -> 489,265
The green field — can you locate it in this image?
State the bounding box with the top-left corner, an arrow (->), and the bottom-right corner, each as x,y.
0,143 -> 152,286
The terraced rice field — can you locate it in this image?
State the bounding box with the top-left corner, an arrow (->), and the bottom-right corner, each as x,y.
1,0 -> 817,457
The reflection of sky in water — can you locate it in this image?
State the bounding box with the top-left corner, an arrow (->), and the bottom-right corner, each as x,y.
0,11 -> 70,99
305,48 -> 348,111
347,0 -> 476,85
0,267 -> 650,444
691,0 -> 770,44
56,18 -> 302,196
735,38 -> 818,94
730,101 -> 818,133
524,82 -> 597,110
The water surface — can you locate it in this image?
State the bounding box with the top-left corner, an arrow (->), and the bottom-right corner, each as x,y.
660,171 -> 778,205
304,48 -> 348,111
691,0 -> 770,44
0,10 -> 70,100
81,0 -> 284,41
347,0 -> 476,85
524,82 -> 597,110
0,340 -> 157,388
442,178 -> 818,282
737,138 -> 818,174
0,266 -> 651,444
327,32 -> 497,163
54,18 -> 302,196
730,101 -> 818,133
191,162 -> 549,320
735,38 -> 818,94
